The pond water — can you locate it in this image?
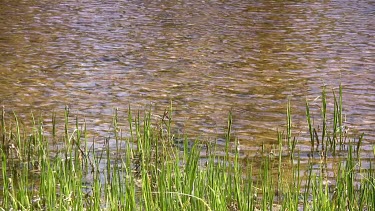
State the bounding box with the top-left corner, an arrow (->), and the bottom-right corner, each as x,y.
0,0 -> 374,153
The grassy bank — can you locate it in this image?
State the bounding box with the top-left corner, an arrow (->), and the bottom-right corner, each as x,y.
0,86 -> 374,210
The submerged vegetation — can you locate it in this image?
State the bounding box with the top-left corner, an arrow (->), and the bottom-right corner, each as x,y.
0,86 -> 374,210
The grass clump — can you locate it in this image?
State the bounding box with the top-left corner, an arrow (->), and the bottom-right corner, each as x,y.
0,86 -> 374,210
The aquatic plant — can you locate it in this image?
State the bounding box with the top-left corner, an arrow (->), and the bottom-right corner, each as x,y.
0,86 -> 373,210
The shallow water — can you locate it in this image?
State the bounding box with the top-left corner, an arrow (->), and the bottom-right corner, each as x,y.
0,0 -> 374,153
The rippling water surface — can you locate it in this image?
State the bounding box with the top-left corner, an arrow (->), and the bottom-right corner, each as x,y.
0,0 -> 374,152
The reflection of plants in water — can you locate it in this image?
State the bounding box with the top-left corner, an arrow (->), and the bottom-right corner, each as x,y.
0,86 -> 374,210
